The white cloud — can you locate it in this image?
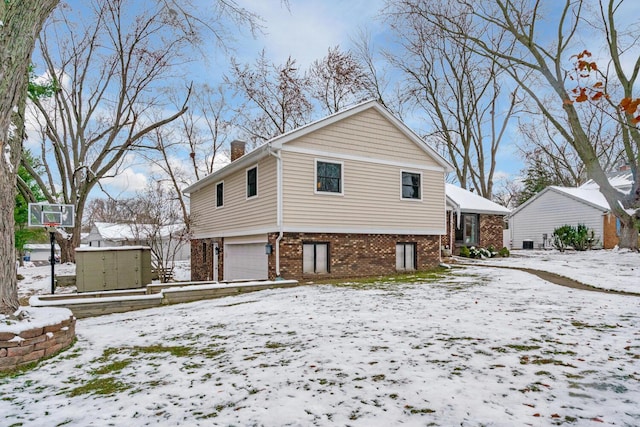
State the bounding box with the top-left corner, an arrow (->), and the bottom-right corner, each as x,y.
100,168 -> 148,194
237,0 -> 386,66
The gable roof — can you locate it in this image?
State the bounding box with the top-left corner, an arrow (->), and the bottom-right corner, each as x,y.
183,100 -> 453,194
445,184 -> 510,215
510,186 -> 610,217
579,169 -> 633,192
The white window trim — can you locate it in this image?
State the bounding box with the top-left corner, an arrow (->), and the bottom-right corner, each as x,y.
400,170 -> 422,201
215,180 -> 224,209
314,158 -> 344,196
246,165 -> 258,200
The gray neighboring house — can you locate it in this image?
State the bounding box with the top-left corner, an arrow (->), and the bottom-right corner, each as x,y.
508,170 -> 633,250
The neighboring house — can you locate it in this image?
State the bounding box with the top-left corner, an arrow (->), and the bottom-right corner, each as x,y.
85,222 -> 190,261
184,100 -> 454,282
508,170 -> 633,250
443,184 -> 510,254
23,243 -> 60,262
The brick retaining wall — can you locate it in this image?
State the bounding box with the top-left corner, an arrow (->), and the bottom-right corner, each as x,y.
0,315 -> 76,372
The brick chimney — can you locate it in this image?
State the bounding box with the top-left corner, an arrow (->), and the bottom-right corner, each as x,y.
230,140 -> 246,162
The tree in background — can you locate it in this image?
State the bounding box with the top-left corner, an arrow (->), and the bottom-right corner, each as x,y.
136,83 -> 235,234
15,151 -> 47,266
307,46 -> 369,115
384,2 -> 520,199
227,50 -> 313,145
0,0 -> 59,315
393,0 -> 639,250
84,183 -> 189,282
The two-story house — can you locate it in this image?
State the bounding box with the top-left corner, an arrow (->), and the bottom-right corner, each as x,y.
184,100 -> 453,282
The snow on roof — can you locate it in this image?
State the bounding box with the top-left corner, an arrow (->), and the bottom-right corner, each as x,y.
550,186 -> 610,211
93,222 -> 185,241
445,184 -> 510,215
579,169 -> 633,192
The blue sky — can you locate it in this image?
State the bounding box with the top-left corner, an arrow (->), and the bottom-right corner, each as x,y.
32,0 -> 554,198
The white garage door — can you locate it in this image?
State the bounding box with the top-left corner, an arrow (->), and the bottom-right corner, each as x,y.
224,243 -> 268,281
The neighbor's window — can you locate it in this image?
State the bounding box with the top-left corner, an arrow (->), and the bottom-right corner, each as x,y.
216,182 -> 224,207
303,242 -> 329,274
396,243 -> 416,271
401,171 -> 421,200
316,160 -> 342,194
247,166 -> 257,198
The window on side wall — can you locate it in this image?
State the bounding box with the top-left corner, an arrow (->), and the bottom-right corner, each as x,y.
247,166 -> 257,198
396,242 -> 416,271
216,182 -> 224,208
316,160 -> 343,194
401,171 -> 421,200
303,242 -> 329,274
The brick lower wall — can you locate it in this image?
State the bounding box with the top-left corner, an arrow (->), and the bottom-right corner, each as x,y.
191,233 -> 441,282
191,238 -> 223,282
0,315 -> 75,372
276,232 -> 440,281
479,214 -> 506,250
602,213 -> 619,249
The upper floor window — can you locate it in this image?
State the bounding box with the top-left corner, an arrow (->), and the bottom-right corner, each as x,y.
216,182 -> 224,207
316,160 -> 343,194
401,171 -> 421,200
247,166 -> 257,198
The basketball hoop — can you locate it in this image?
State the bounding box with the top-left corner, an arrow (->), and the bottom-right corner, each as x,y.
43,222 -> 59,232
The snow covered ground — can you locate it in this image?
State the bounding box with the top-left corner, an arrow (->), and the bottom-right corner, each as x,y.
1,250 -> 639,426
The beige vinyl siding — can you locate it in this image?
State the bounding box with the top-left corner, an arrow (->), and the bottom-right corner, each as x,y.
190,156 -> 277,238
288,108 -> 441,167
282,151 -> 445,233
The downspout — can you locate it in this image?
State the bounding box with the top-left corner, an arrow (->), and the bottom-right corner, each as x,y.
268,147 -> 284,278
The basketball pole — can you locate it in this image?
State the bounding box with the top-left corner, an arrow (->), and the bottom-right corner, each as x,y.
49,226 -> 56,294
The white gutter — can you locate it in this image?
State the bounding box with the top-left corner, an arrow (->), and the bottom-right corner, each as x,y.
268,147 -> 284,277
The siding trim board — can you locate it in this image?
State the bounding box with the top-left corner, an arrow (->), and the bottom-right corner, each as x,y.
284,145 -> 447,173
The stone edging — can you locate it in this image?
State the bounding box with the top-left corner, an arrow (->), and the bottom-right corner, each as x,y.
0,315 -> 76,372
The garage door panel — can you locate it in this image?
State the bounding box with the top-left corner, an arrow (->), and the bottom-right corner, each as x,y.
224,243 -> 268,281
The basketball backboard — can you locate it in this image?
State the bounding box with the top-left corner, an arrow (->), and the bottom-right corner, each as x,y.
28,203 -> 75,227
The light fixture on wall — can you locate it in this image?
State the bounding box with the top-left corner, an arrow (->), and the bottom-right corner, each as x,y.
214,246 -> 220,255
265,243 -> 273,255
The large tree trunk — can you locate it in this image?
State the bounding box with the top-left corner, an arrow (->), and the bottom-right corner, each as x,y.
0,1 -> 59,315
617,217 -> 639,251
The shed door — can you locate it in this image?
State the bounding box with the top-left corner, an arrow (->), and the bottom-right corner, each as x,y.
224,243 -> 268,281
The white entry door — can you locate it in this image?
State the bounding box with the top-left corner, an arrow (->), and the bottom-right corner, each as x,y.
224,243 -> 268,281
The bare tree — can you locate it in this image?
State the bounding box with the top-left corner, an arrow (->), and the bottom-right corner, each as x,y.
22,0 -> 250,262
227,50 -> 312,145
392,0 -> 639,249
1,0 -> 59,315
385,2 -> 520,198
307,46 -> 369,114
518,99 -> 626,188
135,83 -> 234,236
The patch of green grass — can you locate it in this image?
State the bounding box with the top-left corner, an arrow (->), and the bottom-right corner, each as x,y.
371,374 -> 386,382
404,405 -> 435,414
92,358 -> 132,375
506,344 -> 541,351
265,341 -> 286,349
67,377 -> 130,397
324,267 -> 451,288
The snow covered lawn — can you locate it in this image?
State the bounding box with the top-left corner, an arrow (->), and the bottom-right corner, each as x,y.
2,253 -> 639,426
